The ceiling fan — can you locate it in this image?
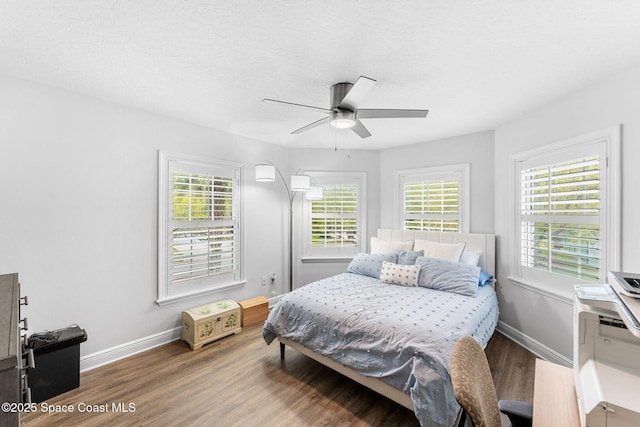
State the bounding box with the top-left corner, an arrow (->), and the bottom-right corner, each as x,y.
263,76 -> 429,138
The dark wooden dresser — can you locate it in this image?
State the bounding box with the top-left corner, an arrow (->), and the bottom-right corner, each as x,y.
1,273 -> 30,427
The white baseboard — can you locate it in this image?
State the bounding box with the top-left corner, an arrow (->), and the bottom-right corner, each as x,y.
79,317 -> 570,374
497,320 -> 573,367
80,327 -> 182,372
268,293 -> 286,308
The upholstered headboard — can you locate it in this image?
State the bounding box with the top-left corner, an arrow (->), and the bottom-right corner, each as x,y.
376,229 -> 496,277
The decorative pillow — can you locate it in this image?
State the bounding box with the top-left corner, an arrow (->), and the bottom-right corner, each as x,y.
396,250 -> 424,265
347,252 -> 397,279
459,251 -> 481,266
379,261 -> 420,287
478,270 -> 494,287
413,239 -> 466,262
415,256 -> 480,296
370,237 -> 413,254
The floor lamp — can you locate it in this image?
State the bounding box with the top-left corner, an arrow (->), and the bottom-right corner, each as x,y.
255,161 -> 322,293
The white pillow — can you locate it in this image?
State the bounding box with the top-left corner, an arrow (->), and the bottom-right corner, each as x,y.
379,261 -> 420,287
459,251 -> 481,266
413,239 -> 466,262
370,237 -> 413,254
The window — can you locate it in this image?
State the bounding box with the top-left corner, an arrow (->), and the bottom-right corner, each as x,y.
158,152 -> 243,305
396,164 -> 470,232
513,126 -> 620,285
302,172 -> 366,259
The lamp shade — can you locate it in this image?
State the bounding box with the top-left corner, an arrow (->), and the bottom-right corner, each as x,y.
306,186 -> 323,200
255,164 -> 276,181
290,175 -> 310,192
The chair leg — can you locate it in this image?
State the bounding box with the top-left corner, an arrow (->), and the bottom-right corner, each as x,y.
457,409 -> 468,427
280,342 -> 285,359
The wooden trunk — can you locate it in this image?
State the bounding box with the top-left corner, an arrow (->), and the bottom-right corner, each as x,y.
239,296 -> 269,327
181,300 -> 241,350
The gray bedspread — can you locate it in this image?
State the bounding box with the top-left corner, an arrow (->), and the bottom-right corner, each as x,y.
263,272 -> 499,427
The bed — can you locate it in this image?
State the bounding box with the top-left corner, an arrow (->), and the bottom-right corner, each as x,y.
263,229 -> 499,427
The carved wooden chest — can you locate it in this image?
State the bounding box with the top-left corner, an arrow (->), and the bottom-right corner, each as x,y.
181,300 -> 241,350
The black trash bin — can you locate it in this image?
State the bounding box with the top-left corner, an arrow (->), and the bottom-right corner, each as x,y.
27,325 -> 87,402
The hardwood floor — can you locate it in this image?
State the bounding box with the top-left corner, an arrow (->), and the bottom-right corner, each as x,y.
22,325 -> 535,427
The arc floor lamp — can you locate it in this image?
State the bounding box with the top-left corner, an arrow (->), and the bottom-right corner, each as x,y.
255,161 -> 322,293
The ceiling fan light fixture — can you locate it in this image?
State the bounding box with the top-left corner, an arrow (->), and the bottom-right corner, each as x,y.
330,110 -> 356,129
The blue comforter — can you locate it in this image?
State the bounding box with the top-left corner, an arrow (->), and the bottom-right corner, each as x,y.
263,272 -> 499,427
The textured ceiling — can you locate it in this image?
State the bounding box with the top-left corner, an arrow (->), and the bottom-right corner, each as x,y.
1,1 -> 640,149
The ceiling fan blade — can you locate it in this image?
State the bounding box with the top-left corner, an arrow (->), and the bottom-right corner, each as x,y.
291,116 -> 331,134
263,98 -> 332,114
350,120 -> 372,138
357,109 -> 429,119
337,76 -> 377,111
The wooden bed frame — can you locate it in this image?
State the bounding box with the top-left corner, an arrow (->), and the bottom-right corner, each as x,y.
277,229 -> 497,414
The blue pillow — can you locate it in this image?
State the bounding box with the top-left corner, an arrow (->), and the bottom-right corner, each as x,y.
415,256 -> 481,296
478,270 -> 494,287
396,250 -> 424,265
347,252 -> 397,279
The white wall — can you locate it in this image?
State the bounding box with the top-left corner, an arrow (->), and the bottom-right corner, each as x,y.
0,74 -> 290,360
288,148 -> 380,287
494,62 -> 640,362
378,131 -> 495,233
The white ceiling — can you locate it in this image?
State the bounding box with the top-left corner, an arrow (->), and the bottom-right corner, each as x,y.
1,1 -> 640,150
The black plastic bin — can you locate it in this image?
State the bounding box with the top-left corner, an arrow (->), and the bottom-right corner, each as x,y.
27,325 -> 87,403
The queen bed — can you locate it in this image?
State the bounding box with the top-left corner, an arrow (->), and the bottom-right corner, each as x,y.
263,229 -> 499,427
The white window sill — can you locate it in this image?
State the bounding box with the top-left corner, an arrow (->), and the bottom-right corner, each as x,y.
506,276 -> 575,305
156,280 -> 246,306
301,256 -> 353,263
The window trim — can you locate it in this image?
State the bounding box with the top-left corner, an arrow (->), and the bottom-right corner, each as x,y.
301,171 -> 367,261
394,164 -> 470,233
510,125 -> 621,287
157,151 -> 245,306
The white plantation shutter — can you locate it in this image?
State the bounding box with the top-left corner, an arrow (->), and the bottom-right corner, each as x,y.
519,155 -> 601,282
310,183 -> 359,248
403,178 -> 460,232
171,173 -> 236,284
302,172 -> 366,258
398,165 -> 469,233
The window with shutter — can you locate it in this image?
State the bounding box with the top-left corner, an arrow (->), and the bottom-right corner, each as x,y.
520,156 -> 600,282
397,164 -> 469,233
513,126 -> 620,286
302,172 -> 366,259
171,173 -> 235,284
158,152 -> 243,305
311,183 -> 359,247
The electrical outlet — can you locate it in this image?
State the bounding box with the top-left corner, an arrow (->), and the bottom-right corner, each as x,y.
270,273 -> 276,284
261,276 -> 267,286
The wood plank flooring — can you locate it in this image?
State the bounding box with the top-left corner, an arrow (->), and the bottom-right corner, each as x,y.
22,324 -> 535,427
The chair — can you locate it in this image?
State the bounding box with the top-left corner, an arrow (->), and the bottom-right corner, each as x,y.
450,336 -> 533,427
